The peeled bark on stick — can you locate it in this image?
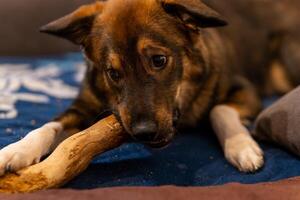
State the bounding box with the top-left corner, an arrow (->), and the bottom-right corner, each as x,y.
0,115 -> 126,193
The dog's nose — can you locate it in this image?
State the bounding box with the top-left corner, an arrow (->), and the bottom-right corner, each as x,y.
132,121 -> 157,142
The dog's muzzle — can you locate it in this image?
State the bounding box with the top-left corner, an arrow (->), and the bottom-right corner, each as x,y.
131,120 -> 175,148
132,120 -> 157,142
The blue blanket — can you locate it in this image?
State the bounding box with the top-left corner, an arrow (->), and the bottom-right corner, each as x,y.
0,53 -> 300,189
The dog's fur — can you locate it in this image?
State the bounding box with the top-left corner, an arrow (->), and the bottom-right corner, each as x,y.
1,0 -> 300,175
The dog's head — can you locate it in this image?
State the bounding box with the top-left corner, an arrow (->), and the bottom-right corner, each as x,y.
41,0 -> 226,147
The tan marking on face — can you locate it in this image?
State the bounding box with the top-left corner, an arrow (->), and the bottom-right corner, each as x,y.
175,85 -> 182,105
109,53 -> 122,71
138,37 -> 172,55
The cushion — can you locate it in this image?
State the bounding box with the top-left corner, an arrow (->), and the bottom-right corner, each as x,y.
255,86 -> 300,156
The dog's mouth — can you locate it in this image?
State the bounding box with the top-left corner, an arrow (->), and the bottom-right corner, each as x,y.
143,109 -> 180,148
146,139 -> 172,148
142,131 -> 175,148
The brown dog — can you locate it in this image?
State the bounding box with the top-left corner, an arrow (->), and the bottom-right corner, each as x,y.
0,0 -> 300,175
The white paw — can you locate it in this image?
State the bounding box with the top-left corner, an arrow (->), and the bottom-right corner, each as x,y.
0,122 -> 63,176
224,134 -> 264,172
0,141 -> 42,176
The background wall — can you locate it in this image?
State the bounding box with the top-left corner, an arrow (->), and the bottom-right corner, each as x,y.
0,0 -> 94,56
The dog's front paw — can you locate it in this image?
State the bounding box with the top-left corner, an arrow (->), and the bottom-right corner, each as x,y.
0,141 -> 42,176
0,122 -> 62,176
224,134 -> 264,172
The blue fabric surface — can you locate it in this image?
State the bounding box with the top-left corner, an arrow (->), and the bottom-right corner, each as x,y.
0,53 -> 300,189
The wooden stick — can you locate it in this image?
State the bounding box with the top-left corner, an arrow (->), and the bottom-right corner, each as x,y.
0,115 -> 126,193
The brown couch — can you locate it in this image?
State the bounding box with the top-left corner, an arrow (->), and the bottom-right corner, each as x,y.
1,177 -> 300,200
0,0 -> 93,56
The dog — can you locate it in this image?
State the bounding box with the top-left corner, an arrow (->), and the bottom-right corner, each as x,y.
1,0 -> 300,175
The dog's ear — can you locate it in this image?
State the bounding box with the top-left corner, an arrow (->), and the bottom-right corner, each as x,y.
161,0 -> 227,30
40,2 -> 104,45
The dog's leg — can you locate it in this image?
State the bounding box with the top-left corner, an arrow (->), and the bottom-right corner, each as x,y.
0,93 -> 103,176
210,77 -> 264,172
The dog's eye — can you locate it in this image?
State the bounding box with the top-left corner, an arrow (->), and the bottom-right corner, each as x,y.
151,55 -> 168,69
106,68 -> 120,82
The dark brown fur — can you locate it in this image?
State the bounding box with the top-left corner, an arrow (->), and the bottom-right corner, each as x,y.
41,0 -> 300,147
